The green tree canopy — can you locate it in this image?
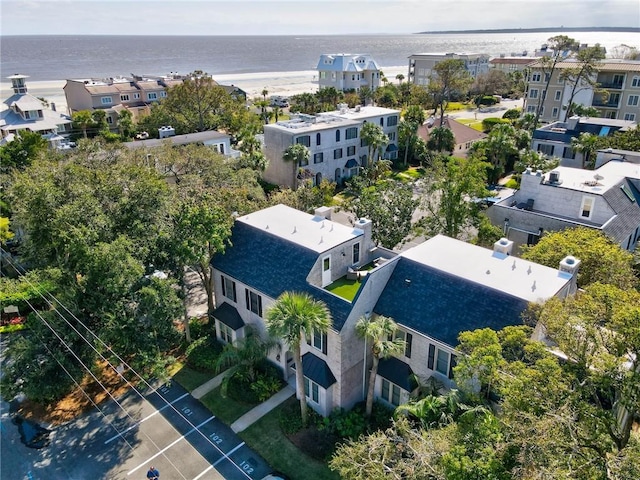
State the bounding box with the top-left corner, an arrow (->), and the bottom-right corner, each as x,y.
0,130 -> 49,173
520,227 -> 637,289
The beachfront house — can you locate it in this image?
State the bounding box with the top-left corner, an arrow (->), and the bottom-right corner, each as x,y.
316,54 -> 382,93
263,104 -> 400,188
523,58 -> 640,123
1,74 -> 72,148
64,72 -> 246,128
531,116 -> 637,168
210,204 -> 578,415
408,52 -> 490,86
486,160 -> 640,253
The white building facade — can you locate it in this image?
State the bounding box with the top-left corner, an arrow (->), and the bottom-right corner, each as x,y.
317,54 -> 382,92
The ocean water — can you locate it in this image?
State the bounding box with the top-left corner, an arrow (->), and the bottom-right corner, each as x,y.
1,32 -> 638,81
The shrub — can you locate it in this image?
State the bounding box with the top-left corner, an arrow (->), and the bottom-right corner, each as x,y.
477,95 -> 498,106
227,359 -> 284,404
188,316 -> 211,341
320,408 -> 367,440
504,178 -> 519,189
185,335 -> 222,371
502,108 -> 522,122
0,323 -> 27,334
482,117 -> 511,133
250,373 -> 282,402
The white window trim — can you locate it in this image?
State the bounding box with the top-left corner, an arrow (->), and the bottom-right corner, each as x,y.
219,322 -> 233,344
628,95 -> 639,107
101,96 -> 113,105
580,196 -> 595,219
380,378 -> 402,407
120,94 -> 130,102
304,377 -> 320,404
435,348 -> 450,376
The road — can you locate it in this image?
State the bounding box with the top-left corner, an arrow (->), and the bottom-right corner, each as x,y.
1,374 -> 273,480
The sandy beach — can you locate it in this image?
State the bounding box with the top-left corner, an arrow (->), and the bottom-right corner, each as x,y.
0,66 -> 408,115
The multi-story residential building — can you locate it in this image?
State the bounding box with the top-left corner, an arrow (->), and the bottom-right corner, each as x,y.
123,128 -> 236,157
486,160 -> 640,252
408,53 -> 490,86
1,74 -> 72,147
523,59 -> 640,123
316,54 -> 381,92
489,56 -> 535,75
64,73 -> 246,126
210,204 -> 577,415
532,116 -> 637,168
263,105 -> 400,188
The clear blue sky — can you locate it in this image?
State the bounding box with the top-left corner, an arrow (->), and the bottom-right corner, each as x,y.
1,0 -> 638,35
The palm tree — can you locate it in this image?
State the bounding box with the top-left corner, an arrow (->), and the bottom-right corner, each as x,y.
215,325 -> 277,396
272,106 -> 282,123
427,126 -> 455,153
356,315 -> 405,416
399,121 -> 418,166
571,132 -> 599,169
266,292 -> 331,426
261,88 -> 269,102
282,143 -> 310,189
360,122 -> 388,168
396,73 -> 405,84
72,110 -> 94,139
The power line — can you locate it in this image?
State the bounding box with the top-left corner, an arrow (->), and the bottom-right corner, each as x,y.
2,254 -> 253,479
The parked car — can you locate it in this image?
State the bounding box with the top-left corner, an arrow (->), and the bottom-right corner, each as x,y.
269,96 -> 289,108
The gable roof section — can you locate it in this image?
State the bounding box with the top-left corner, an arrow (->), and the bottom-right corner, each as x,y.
418,117 -> 486,147
378,357 -> 414,391
602,179 -> 640,245
374,256 -> 531,347
212,302 -> 245,330
211,221 -> 354,330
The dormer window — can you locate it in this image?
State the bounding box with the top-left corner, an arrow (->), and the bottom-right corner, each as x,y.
580,196 -> 595,219
101,96 -> 112,105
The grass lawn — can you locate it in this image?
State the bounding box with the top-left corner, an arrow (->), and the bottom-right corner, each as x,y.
391,166 -> 427,182
325,276 -> 362,301
240,398 -> 339,480
172,364 -> 215,392
456,118 -> 485,132
199,386 -> 256,424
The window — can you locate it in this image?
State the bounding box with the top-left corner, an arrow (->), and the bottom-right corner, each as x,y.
106,116 -> 113,124
386,115 -> 398,127
148,92 -> 158,100
316,133 -> 321,146
311,330 -> 328,354
531,71 -> 541,82
390,330 -> 413,358
160,91 -> 167,98
552,107 -> 559,118
133,92 -> 140,100
379,118 -> 384,127
334,148 -> 343,159
563,146 -> 576,159
304,378 -> 319,403
352,243 -> 360,264
381,379 -> 401,406
323,257 -> 330,272
336,130 -> 341,142
554,90 -> 562,101
101,96 -> 112,105
632,76 -> 640,88
120,94 -> 130,102
388,132 -> 396,141
624,113 -> 636,121
528,89 -> 539,99
314,152 -> 324,164
537,143 -> 554,156
526,105 -> 536,113
347,145 -> 356,156
628,95 -> 639,106
245,289 -> 262,317
346,127 -> 358,139
221,275 -> 237,302
436,348 -> 449,375
219,323 -> 233,343
580,196 -> 595,219
296,135 -> 311,147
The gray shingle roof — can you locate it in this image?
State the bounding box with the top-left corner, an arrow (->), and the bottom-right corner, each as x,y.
212,302 -> 245,330
211,222 -> 354,330
377,357 -> 414,391
301,352 -> 336,388
602,179 -> 640,245
374,257 -> 530,347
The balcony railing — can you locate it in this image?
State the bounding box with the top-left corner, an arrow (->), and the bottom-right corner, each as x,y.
599,82 -> 624,89
593,99 -> 620,108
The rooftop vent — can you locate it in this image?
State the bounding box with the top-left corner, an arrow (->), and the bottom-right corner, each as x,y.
549,170 -> 562,185
493,237 -> 514,256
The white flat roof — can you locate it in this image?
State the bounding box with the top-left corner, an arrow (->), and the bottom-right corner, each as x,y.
401,235 -> 571,302
237,204 -> 362,253
331,105 -> 400,121
544,161 -> 640,195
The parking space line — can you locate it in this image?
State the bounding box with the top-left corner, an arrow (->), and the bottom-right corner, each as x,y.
192,465 -> 215,480
211,441 -> 246,467
104,392 -> 190,444
127,416 -> 216,476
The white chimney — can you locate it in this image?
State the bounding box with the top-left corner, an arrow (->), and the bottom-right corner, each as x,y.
559,255 -> 581,295
493,237 -> 514,256
355,218 -> 373,255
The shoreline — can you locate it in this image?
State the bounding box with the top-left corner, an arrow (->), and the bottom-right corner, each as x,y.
0,66 -> 408,114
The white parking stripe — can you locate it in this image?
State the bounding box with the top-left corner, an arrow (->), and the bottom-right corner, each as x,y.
211,441 -> 246,467
104,392 -> 190,444
127,416 -> 216,475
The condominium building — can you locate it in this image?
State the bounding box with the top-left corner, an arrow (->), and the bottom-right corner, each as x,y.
263,105 -> 400,188
316,54 -> 381,92
489,56 -> 536,75
523,59 -> 640,123
408,53 -> 490,86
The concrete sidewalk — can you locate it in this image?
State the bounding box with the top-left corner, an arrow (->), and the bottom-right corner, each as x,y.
230,385 -> 295,433
191,370 -> 228,399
